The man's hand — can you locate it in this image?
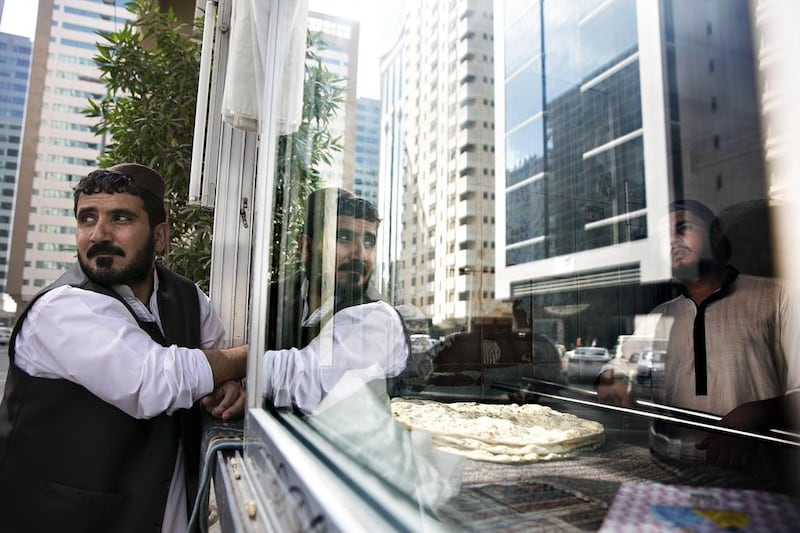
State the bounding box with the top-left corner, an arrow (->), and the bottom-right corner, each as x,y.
696,433 -> 756,469
202,380 -> 246,420
696,400 -> 773,469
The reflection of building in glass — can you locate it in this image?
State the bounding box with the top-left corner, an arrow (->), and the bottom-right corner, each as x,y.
495,0 -> 766,348
496,0 -> 765,299
7,0 -> 133,306
749,0 -> 795,202
353,97 -> 380,207
308,12 -> 359,190
377,35 -> 404,304
0,32 -> 32,294
381,0 -> 497,328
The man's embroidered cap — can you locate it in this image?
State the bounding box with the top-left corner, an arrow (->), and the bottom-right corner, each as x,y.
107,163 -> 166,203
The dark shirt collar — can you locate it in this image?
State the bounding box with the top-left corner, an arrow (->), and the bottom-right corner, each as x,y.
677,265 -> 739,396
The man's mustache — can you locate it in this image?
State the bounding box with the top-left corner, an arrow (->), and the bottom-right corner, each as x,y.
87,243 -> 125,259
338,260 -> 366,275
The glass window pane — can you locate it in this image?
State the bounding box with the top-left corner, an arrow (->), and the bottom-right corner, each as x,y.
504,1 -> 540,75
505,61 -> 543,130
582,60 -> 643,147
505,117 -> 544,187
228,0 -> 800,529
579,0 -> 638,79
506,179 -> 547,263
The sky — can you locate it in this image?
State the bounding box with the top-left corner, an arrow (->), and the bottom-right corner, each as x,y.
0,0 -> 38,39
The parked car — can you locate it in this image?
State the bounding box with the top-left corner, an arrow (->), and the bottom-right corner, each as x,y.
566,346 -> 611,383
0,326 -> 11,345
409,333 -> 435,354
404,333 -> 436,380
636,349 -> 666,387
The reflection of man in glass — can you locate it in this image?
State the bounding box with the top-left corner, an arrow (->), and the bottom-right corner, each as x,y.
599,200 -> 799,474
264,188 -> 409,412
301,187 -> 380,327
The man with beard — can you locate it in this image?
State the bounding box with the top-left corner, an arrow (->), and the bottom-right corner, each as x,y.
264,187 -> 409,413
0,164 -> 247,533
597,200 -> 799,477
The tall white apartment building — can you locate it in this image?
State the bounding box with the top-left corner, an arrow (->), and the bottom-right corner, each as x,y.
382,0 -> 497,328
7,0 -> 132,306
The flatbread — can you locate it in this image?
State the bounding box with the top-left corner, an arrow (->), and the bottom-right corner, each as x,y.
390,398 -> 604,463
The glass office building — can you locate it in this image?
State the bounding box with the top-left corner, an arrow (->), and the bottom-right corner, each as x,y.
497,0 -> 765,297
0,31 -> 31,294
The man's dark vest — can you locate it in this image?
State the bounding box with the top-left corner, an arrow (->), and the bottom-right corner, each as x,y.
0,262 -> 203,533
266,272 -> 311,350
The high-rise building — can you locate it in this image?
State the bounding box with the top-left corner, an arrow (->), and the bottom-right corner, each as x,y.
495,0 -> 765,343
382,0 -> 497,328
307,12 -> 359,189
353,97 -> 380,207
376,34 -> 405,304
6,0 -> 132,306
0,31 -> 32,295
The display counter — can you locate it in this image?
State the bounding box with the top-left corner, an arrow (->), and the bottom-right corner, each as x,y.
442,436 -> 794,530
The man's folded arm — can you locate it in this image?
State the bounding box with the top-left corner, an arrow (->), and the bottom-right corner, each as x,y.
203,345 -> 248,387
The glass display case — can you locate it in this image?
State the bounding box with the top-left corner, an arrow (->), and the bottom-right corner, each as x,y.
197,0 -> 800,530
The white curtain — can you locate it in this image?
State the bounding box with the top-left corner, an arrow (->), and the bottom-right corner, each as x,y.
221,0 -> 308,134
